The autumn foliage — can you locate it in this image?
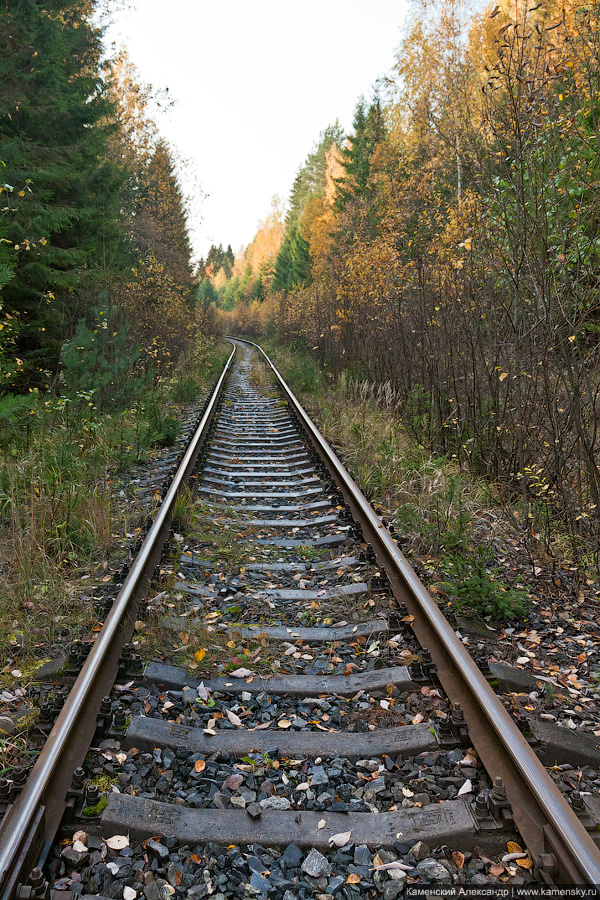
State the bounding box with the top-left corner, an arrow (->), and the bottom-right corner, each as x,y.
224,0 -> 600,563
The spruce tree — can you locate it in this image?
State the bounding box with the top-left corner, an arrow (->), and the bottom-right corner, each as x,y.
0,0 -> 123,380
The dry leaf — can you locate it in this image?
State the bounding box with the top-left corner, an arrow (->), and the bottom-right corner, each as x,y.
517,857 -> 533,869
230,667 -> 253,678
226,709 -> 243,727
329,830 -> 353,848
317,819 -> 326,830
222,773 -> 243,791
194,759 -> 205,773
346,874 -> 361,884
507,841 -> 524,854
490,864 -> 505,877
452,851 -> 465,869
194,648 -> 206,662
278,719 -> 291,729
105,835 -> 129,850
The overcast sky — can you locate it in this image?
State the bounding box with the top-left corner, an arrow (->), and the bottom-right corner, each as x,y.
105,1 -> 410,262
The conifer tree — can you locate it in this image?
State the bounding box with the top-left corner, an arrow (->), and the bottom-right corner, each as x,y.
132,140 -> 192,294
0,0 -> 122,378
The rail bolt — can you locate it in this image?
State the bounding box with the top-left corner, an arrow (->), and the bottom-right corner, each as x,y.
492,776 -> 506,800
0,777 -> 11,803
474,792 -> 490,817
85,783 -> 100,805
113,705 -> 127,729
535,853 -> 557,875
71,767 -> 85,789
38,701 -> 54,725
29,867 -> 46,897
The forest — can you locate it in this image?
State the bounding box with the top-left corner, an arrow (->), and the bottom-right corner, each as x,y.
211,0 -> 600,567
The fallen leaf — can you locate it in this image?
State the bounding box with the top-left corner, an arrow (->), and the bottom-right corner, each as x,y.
490,864 -> 505,877
517,858 -> 533,869
194,649 -> 206,662
412,712 -> 424,724
278,719 -> 291,729
230,667 -> 253,678
222,773 -> 243,791
507,841 -> 524,854
317,819 -> 326,830
371,861 -> 413,872
458,779 -> 472,796
452,851 -> 465,869
346,874 -> 361,884
105,835 -> 129,850
329,830 -> 353,848
226,709 -> 243,727
194,760 -> 205,773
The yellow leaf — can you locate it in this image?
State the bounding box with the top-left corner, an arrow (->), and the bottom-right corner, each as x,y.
464,238 -> 472,251
517,857 -> 533,869
194,648 -> 206,662
194,759 -> 205,773
346,874 -> 361,884
499,372 -> 508,381
568,335 -> 575,342
507,841 -> 523,854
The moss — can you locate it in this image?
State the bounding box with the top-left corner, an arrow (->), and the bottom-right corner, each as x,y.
82,795 -> 108,817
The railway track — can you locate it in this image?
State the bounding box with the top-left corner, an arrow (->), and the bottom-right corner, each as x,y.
1,338 -> 600,898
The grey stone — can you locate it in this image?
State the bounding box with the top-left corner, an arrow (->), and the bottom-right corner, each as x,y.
260,795 -> 291,810
246,801 -> 262,819
369,777 -> 386,794
187,886 -> 208,900
416,859 -> 452,884
310,766 -> 329,786
387,869 -> 408,883
61,847 -> 89,869
231,795 -> 246,809
143,883 -> 164,900
409,841 -> 430,861
213,792 -> 230,809
250,872 -> 271,894
301,849 -> 332,878
354,846 -> 371,867
281,844 -> 303,869
383,883 -> 405,900
146,839 -> 169,860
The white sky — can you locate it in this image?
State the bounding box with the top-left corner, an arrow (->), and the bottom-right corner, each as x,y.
105,1 -> 410,262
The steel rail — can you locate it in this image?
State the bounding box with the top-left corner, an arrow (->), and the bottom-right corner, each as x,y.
235,337 -> 600,886
0,344 -> 236,900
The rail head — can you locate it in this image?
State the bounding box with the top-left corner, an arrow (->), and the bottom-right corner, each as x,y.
229,336 -> 600,887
